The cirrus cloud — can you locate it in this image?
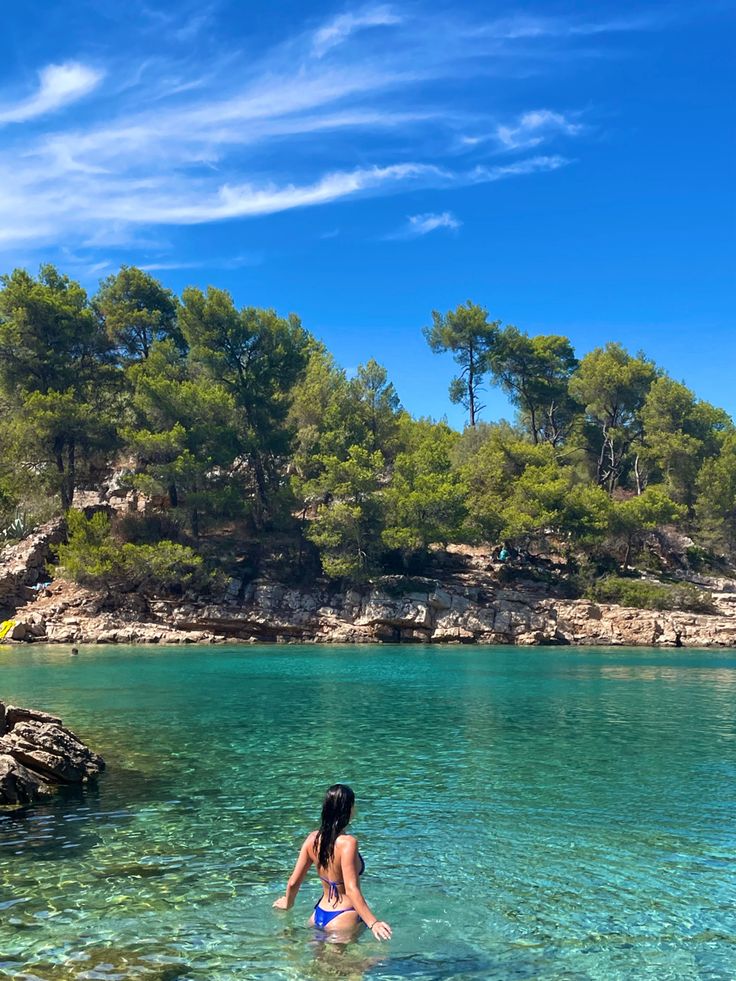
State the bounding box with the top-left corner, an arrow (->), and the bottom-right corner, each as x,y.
312,4 -> 403,57
0,62 -> 104,125
389,211 -> 462,239
0,3 -> 641,264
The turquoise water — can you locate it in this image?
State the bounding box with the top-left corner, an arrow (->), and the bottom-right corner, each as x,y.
0,645 -> 734,981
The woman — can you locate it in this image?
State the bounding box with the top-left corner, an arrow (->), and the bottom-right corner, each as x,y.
273,783 -> 392,941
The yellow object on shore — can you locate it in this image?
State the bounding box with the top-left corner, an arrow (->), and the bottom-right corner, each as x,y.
0,620 -> 16,641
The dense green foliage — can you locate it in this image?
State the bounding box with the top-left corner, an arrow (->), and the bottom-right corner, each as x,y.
587,576 -> 714,613
1,267 -> 734,590
55,511 -> 212,593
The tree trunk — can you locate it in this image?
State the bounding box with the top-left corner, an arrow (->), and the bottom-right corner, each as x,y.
467,339 -> 476,427
251,452 -> 269,530
55,439 -> 74,512
529,403 -> 538,445
67,439 -> 76,509
623,535 -> 632,569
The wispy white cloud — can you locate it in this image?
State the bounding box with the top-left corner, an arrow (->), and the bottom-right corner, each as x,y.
138,1 -> 218,39
470,155 -> 570,181
0,152 -> 569,253
0,62 -> 103,125
458,109 -> 583,153
174,11 -> 215,42
139,252 -> 261,271
0,3 -> 644,260
312,4 -> 402,57
390,211 -> 462,239
496,109 -> 583,150
471,12 -> 664,41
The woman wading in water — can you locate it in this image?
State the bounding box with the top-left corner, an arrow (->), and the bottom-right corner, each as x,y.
273,784 -> 392,941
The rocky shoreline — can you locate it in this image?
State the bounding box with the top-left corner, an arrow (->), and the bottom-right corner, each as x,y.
4,573 -> 736,649
0,702 -> 104,805
3,518 -> 736,649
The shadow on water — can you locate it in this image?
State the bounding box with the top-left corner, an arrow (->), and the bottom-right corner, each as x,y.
0,761 -> 183,862
276,936 -> 554,981
0,783 -> 105,861
361,947 -> 572,981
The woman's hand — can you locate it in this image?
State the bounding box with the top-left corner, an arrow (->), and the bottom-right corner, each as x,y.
272,896 -> 291,910
369,920 -> 392,941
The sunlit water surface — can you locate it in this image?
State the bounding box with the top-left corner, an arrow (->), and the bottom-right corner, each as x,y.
0,644 -> 734,981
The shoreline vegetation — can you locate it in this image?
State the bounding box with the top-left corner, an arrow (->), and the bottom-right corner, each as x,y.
1,265 -> 736,647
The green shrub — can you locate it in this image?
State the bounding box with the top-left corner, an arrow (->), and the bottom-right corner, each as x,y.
667,583 -> 716,613
376,575 -> 436,597
685,546 -> 706,571
115,511 -> 184,546
54,510 -> 213,594
587,576 -> 714,613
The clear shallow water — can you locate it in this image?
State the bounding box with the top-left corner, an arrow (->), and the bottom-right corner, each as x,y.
0,644 -> 734,981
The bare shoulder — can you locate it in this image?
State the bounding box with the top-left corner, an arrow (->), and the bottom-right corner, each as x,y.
304,830 -> 319,852
336,833 -> 358,852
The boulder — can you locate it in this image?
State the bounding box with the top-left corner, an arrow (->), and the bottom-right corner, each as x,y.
4,705 -> 62,731
0,719 -> 104,783
8,621 -> 29,641
0,701 -> 104,805
0,754 -> 51,804
431,625 -> 475,643
45,624 -> 79,643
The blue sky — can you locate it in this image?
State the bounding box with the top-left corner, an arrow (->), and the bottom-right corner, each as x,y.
0,1 -> 734,427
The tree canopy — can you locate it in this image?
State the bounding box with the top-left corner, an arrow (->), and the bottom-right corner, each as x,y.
1,263 -> 734,586
424,301 -> 499,427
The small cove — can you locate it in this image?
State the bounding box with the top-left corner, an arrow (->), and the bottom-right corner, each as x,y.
0,644 -> 734,980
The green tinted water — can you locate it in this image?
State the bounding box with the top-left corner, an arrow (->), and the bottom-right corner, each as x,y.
0,644 -> 734,980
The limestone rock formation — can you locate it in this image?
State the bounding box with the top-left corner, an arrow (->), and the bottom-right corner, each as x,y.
0,702 -> 104,806
5,550 -> 736,648
158,575 -> 736,648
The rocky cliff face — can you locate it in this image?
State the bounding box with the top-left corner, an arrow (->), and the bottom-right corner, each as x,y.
171,576 -> 736,647
6,573 -> 736,648
3,520 -> 736,648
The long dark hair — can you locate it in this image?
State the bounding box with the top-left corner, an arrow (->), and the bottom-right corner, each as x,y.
316,783 -> 355,869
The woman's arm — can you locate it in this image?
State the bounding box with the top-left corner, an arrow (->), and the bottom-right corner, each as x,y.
340,837 -> 392,941
273,833 -> 315,910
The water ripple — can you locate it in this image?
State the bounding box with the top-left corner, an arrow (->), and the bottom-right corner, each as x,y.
0,644 -> 734,980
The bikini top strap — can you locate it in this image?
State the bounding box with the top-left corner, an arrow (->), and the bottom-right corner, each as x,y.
319,876 -> 342,903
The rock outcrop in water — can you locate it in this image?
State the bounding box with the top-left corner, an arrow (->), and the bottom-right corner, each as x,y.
0,702 -> 104,805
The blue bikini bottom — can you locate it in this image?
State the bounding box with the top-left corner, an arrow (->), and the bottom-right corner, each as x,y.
313,902 -> 361,929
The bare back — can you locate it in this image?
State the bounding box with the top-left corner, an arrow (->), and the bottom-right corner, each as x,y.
308,831 -> 361,911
